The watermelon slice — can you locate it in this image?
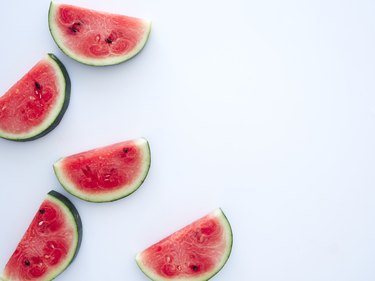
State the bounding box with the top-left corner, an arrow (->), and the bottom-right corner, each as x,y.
0,54 -> 70,141
48,1 -> 151,66
136,209 -> 233,281
1,190 -> 82,281
53,138 -> 151,202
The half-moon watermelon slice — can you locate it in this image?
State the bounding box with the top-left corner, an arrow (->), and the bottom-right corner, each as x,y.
1,190 -> 82,281
0,54 -> 70,141
136,209 -> 233,281
48,1 -> 151,66
53,138 -> 151,202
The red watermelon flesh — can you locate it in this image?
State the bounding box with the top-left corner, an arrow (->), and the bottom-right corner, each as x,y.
136,209 -> 233,281
0,54 -> 70,141
53,138 -> 151,202
49,2 -> 151,66
1,191 -> 82,281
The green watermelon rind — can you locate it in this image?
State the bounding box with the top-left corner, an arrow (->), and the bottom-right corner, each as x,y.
0,53 -> 71,142
48,1 -> 152,67
135,208 -> 233,281
0,190 -> 82,281
53,138 -> 151,203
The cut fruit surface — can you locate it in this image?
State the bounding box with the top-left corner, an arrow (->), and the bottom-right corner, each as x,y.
54,138 -> 151,202
0,54 -> 70,141
48,1 -> 151,66
1,190 -> 82,281
136,209 -> 233,281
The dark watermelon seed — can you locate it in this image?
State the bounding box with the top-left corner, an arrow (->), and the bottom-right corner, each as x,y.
191,265 -> 199,272
123,148 -> 129,153
105,37 -> 113,44
24,259 -> 30,266
39,209 -> 45,214
34,82 -> 42,98
69,22 -> 81,33
82,165 -> 93,177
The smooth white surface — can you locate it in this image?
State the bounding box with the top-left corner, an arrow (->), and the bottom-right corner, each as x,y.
0,0 -> 374,280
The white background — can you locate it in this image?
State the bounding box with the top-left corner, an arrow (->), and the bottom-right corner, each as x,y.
0,0 -> 375,280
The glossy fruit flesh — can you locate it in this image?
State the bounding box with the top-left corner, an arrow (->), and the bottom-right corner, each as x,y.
49,2 -> 151,66
0,54 -> 69,141
1,191 -> 81,281
136,209 -> 233,281
54,138 -> 151,202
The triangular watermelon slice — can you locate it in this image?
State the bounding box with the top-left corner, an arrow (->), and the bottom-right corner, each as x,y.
0,54 -> 70,141
48,1 -> 151,66
53,138 -> 151,202
1,191 -> 82,281
136,209 -> 233,281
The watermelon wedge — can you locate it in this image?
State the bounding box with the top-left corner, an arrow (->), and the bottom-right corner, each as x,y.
53,138 -> 151,202
1,190 -> 82,281
136,209 -> 233,281
0,54 -> 70,141
48,1 -> 151,66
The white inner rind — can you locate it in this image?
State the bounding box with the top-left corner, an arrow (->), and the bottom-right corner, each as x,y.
53,138 -> 151,202
0,54 -> 66,140
0,194 -> 80,281
48,1 -> 152,66
135,208 -> 233,281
